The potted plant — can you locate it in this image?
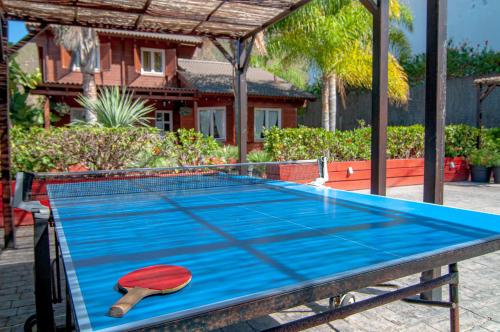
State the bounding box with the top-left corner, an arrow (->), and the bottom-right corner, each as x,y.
468,149 -> 493,183
492,152 -> 500,184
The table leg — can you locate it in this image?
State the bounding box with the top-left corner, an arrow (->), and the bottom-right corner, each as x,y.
449,263 -> 459,332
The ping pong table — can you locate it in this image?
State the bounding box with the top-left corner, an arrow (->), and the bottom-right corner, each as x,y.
21,161 -> 500,332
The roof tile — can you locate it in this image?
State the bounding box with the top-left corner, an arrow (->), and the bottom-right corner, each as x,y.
178,59 -> 314,99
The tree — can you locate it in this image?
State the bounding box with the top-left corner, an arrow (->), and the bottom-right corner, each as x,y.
9,58 -> 45,127
265,0 -> 411,131
52,26 -> 99,123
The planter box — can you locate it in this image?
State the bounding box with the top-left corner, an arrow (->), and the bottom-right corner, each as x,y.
268,157 -> 469,191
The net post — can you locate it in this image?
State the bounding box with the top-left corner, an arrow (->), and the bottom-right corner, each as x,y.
316,157 -> 329,183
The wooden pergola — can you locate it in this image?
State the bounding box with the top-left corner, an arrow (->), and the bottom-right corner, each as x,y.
0,0 -> 448,287
474,75 -> 500,147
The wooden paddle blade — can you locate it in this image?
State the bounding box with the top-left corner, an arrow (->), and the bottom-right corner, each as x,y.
109,287 -> 159,318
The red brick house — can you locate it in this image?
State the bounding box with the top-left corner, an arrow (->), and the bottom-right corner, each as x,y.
31,28 -> 313,149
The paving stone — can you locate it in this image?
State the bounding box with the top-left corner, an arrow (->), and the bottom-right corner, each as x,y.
222,321 -> 256,332
479,319 -> 500,332
466,327 -> 494,332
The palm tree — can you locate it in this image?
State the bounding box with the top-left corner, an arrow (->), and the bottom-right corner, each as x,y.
52,26 -> 99,123
265,0 -> 411,131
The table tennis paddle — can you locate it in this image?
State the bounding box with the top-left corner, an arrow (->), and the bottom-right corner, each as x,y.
109,265 -> 192,318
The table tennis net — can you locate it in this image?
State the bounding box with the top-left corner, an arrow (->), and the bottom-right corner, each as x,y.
25,160 -> 323,201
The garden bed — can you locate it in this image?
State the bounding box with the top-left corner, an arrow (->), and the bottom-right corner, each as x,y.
271,157 -> 469,191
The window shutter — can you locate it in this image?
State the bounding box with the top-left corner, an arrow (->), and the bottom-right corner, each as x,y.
57,46 -> 72,80
100,42 -> 111,71
60,46 -> 71,69
165,49 -> 177,80
133,44 -> 141,73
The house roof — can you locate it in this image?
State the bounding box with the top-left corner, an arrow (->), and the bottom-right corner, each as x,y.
178,59 -> 314,99
94,29 -> 203,45
2,0 -> 312,39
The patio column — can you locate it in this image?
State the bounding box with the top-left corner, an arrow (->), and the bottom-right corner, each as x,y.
0,17 -> 15,249
234,39 -> 248,163
233,37 -> 254,164
370,0 -> 389,196
422,0 -> 448,301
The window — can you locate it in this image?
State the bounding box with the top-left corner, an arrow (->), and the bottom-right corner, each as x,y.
254,108 -> 281,141
141,48 -> 164,75
198,107 -> 226,140
72,46 -> 100,71
155,110 -> 173,132
70,108 -> 86,122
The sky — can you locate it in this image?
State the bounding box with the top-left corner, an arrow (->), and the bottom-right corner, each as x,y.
403,0 -> 500,54
8,21 -> 28,44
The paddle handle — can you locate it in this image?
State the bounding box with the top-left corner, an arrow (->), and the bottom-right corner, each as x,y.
109,287 -> 157,318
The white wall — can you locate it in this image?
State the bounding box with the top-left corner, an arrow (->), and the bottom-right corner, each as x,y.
403,0 -> 500,54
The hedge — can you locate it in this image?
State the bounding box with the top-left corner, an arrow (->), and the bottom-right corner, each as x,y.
10,124 -> 498,174
264,124 -> 498,161
11,126 -> 221,174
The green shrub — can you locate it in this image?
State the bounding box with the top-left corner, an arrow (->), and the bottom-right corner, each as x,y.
247,150 -> 272,163
387,125 -> 424,159
11,126 -> 160,173
467,148 -> 495,167
11,127 -> 222,173
482,128 -> 500,153
212,145 -> 239,164
444,124 -> 479,157
264,124 -> 494,161
264,126 -> 335,161
171,129 -> 221,166
491,151 -> 500,167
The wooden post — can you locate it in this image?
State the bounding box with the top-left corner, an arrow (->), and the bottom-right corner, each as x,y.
233,38 -> 254,164
476,84 -> 482,148
0,17 -> 15,248
421,0 -> 448,301
370,0 -> 389,196
234,40 -> 247,163
43,97 -> 50,130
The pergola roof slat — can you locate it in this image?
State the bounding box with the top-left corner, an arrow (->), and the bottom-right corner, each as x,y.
1,0 -> 309,39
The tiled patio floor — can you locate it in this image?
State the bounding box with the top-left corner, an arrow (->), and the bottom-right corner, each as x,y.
1,182 -> 499,331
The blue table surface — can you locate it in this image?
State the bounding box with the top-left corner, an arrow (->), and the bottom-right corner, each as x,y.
47,177 -> 500,332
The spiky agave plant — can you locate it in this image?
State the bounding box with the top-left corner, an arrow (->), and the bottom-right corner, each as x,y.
75,86 -> 154,127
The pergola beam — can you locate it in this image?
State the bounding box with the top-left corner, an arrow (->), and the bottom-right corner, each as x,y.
134,0 -> 153,29
370,0 -> 389,196
359,0 -> 377,15
208,37 -> 234,65
475,80 -> 497,148
242,0 -> 313,40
